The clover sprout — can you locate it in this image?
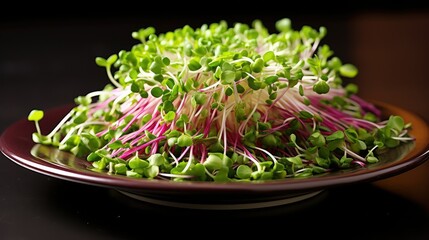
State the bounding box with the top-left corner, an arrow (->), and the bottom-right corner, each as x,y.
29,18 -> 415,182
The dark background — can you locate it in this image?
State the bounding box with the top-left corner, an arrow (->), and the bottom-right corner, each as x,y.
1,4 -> 429,239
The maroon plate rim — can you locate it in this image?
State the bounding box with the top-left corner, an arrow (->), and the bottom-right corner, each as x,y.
1,103 -> 428,196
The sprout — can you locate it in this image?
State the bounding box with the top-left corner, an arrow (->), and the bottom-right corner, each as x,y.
28,18 -> 415,181
28,110 -> 44,135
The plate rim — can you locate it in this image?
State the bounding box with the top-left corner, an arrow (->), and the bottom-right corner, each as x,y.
1,103 -> 428,195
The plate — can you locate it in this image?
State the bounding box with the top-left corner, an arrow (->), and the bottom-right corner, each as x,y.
1,102 -> 428,210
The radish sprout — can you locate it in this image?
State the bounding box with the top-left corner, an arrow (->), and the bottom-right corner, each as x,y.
29,18 -> 415,182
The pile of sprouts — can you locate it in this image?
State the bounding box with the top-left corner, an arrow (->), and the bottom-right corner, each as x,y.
28,18 -> 414,182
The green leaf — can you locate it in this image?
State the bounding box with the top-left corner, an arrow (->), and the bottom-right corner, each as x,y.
108,140 -> 123,150
151,87 -> 163,98
130,82 -> 140,93
313,80 -> 330,94
286,156 -> 302,165
263,51 -> 275,62
385,138 -> 400,148
126,170 -> 142,178
92,158 -> 107,170
326,131 -> 345,141
150,61 -> 163,74
163,111 -> 176,122
264,75 -> 278,85
236,165 -> 252,179
28,110 -> 44,121
327,139 -> 344,151
143,165 -> 159,178
345,83 -> 358,95
193,92 -> 207,105
387,115 -> 404,132
31,132 -> 51,144
339,64 -> 358,78
275,18 -> 291,32
366,156 -> 379,163
261,134 -> 278,147
128,156 -> 149,169
315,157 -> 330,168
95,57 -> 107,67
251,58 -> 264,73
81,133 -> 101,151
147,153 -> 165,166
107,54 -> 118,65
309,132 -> 325,147
188,59 -> 202,71
225,87 -> 233,96
298,110 -> 313,119
345,128 -> 358,142
189,163 -> 207,181
177,134 -> 193,147
221,70 -> 235,84
260,172 -> 273,180
114,163 -> 127,174
204,154 -> 223,171
213,167 -> 230,182
74,96 -> 92,106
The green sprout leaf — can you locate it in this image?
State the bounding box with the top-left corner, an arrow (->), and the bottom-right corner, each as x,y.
28,110 -> 44,122
339,64 -> 358,78
313,80 -> 330,94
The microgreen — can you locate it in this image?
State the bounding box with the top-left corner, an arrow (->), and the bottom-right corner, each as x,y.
29,18 -> 415,182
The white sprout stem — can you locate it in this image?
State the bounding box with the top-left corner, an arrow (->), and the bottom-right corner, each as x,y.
46,109 -> 76,138
109,89 -> 132,115
252,146 -> 278,164
204,168 -> 216,180
232,81 -> 240,104
392,136 -> 415,141
365,145 -> 379,160
218,102 -> 233,156
106,66 -> 122,88
291,59 -> 304,71
182,146 -> 194,173
294,167 -> 311,174
108,162 -> 114,173
301,76 -> 318,81
200,81 -> 221,91
136,67 -> 158,81
310,38 -> 320,56
230,57 -> 253,64
293,142 -> 306,153
86,90 -> 110,99
165,71 -> 180,87
312,117 -> 317,132
168,150 -> 179,166
35,122 -> 41,135
158,173 -> 193,178
237,151 -> 262,173
343,147 -> 366,162
343,117 -> 383,129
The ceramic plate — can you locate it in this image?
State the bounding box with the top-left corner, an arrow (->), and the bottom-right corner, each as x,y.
1,102 -> 428,210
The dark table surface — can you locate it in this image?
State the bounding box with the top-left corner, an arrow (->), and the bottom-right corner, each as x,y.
1,10 -> 429,240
